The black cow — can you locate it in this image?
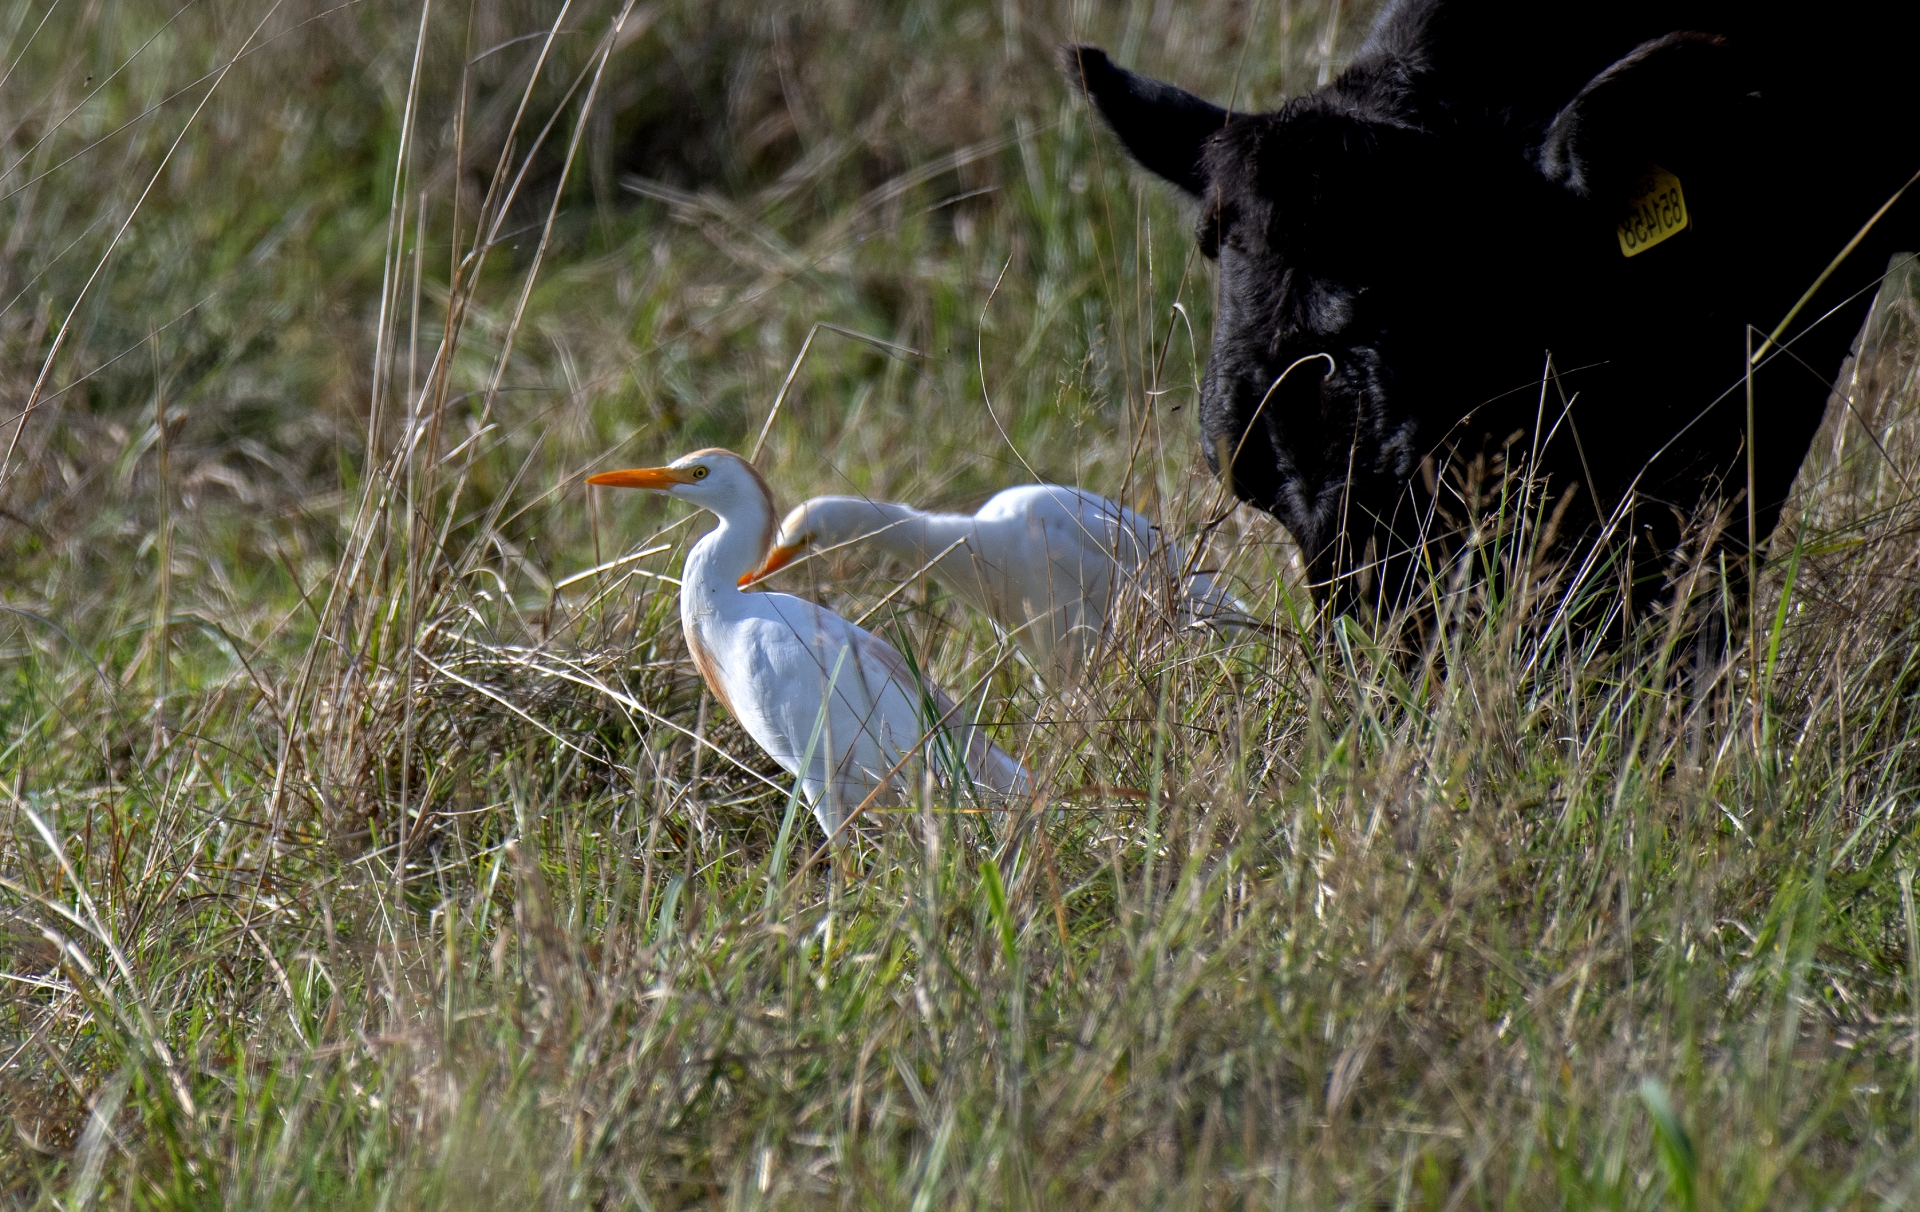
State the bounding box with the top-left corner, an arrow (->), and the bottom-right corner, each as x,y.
1067,2 -> 1920,628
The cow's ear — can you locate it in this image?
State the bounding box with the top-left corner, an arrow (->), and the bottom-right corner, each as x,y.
1062,44 -> 1236,197
1539,31 -> 1749,199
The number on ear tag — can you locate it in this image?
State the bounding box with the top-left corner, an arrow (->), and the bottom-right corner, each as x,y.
1616,166 -> 1689,257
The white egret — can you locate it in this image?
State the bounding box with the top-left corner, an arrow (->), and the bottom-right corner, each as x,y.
587,449 -> 1028,837
744,485 -> 1247,678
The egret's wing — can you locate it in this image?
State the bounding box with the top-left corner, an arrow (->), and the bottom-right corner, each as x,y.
1029,487 -> 1133,612
971,484 -> 1067,524
718,611 -> 843,773
1075,492 -> 1255,627
844,612 -> 1032,798
756,593 -> 944,782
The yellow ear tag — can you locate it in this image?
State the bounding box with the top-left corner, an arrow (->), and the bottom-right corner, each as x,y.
1616,165 -> 1689,257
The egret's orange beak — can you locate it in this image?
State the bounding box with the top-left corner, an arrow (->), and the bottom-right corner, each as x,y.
739,541 -> 803,587
586,466 -> 697,490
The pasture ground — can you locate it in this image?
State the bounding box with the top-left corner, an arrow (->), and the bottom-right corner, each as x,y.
4,0 -> 1920,1205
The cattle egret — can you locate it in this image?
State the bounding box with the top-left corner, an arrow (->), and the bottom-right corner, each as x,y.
587,449 -> 1029,836
743,485 -> 1247,678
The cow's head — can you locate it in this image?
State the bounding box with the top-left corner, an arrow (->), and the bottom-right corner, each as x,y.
1063,37 -> 1749,594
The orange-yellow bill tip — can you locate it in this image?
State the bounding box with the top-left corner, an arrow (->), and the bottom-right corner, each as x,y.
740,541 -> 803,586
586,466 -> 693,490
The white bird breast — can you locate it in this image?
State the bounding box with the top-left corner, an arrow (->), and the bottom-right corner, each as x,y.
703,591 -> 947,830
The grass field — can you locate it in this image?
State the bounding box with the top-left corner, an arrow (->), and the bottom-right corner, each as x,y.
6,0 -> 1920,1205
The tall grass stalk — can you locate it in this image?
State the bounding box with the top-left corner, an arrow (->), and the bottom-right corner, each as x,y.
5,0 -> 1920,1206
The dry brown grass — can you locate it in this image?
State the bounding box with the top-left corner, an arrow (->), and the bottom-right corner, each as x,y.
5,0 -> 1920,1207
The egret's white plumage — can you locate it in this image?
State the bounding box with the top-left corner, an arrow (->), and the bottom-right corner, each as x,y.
746,485 -> 1247,678
588,449 -> 1028,836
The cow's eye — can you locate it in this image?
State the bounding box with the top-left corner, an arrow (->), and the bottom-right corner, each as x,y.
1196,201 -> 1227,260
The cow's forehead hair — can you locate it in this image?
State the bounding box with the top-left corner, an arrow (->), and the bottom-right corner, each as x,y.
1198,99 -> 1415,221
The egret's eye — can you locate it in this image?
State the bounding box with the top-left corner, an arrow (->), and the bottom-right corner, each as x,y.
691,465 -> 709,480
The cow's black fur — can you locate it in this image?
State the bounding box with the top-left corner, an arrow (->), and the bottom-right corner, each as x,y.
1067,3 -> 1920,624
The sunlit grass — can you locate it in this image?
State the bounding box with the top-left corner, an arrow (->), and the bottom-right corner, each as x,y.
4,0 -> 1920,1206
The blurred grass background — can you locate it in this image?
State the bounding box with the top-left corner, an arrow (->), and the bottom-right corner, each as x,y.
7,0 -> 1920,1205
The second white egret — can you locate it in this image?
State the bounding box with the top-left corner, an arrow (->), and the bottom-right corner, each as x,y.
745,484 -> 1246,678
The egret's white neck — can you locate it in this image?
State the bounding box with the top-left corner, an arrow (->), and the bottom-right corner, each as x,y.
812,498 -> 971,565
683,506 -> 771,617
